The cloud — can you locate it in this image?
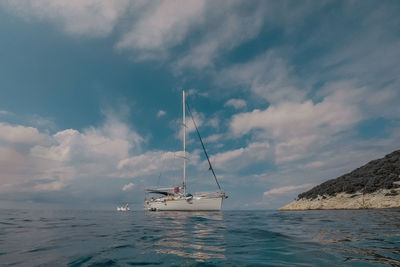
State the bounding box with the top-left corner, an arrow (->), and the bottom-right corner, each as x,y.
313,3 -> 400,91
173,1 -> 265,71
2,0 -> 257,67
225,77 -> 399,168
157,110 -> 166,118
0,110 -> 56,131
0,123 -> 48,144
117,150 -> 200,179
205,115 -> 220,129
34,180 -> 65,191
0,112 -> 144,193
173,1 -> 326,72
204,134 -> 222,143
275,135 -> 317,164
116,0 -> 206,60
218,51 -> 306,103
211,142 -> 271,172
1,0 -> 130,37
185,89 -> 208,98
304,161 -> 325,169
263,183 -> 314,198
224,99 -> 246,109
122,182 -> 135,191
212,2 -> 400,108
173,109 -> 205,143
2,1 -> 400,209
231,90 -> 361,139
229,83 -> 366,163
117,151 -> 179,178
0,1 -> 326,74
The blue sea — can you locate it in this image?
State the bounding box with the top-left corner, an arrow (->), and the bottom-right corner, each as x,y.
1,209 -> 400,266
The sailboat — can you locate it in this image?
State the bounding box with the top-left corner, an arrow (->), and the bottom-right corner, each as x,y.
144,90 -> 227,211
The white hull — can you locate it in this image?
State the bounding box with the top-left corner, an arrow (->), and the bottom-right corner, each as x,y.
145,196 -> 223,211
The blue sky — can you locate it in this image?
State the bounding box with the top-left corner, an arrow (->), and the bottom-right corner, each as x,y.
0,0 -> 399,210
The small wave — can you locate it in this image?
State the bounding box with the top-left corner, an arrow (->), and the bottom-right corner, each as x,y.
68,256 -> 93,267
190,216 -> 209,222
126,261 -> 162,266
112,244 -> 134,249
2,209 -> 400,266
70,223 -> 98,228
0,221 -> 15,226
87,259 -> 116,267
60,217 -> 76,221
25,246 -> 55,253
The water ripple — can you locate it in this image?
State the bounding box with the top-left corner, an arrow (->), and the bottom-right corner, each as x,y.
0,209 -> 399,266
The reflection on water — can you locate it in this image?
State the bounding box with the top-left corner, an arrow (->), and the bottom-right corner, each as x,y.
1,209 -> 400,266
146,212 -> 226,262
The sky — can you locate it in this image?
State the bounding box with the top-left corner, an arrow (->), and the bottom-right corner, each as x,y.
0,0 -> 399,210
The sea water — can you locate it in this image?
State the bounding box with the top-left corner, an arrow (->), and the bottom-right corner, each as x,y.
0,209 -> 399,266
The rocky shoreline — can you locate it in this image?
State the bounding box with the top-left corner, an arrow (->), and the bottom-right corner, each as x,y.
279,187 -> 400,210
279,150 -> 400,210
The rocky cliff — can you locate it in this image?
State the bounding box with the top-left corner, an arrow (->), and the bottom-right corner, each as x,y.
280,150 -> 400,210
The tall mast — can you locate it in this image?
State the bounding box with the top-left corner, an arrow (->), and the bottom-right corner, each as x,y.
183,90 -> 186,195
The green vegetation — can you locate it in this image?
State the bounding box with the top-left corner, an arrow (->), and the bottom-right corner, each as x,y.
298,150 -> 400,200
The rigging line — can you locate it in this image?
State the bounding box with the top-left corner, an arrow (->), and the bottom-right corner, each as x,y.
185,102 -> 222,191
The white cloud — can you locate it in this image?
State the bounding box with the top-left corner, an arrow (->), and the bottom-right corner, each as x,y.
204,134 -> 222,143
263,184 -> 314,198
174,110 -> 204,142
174,2 -> 265,71
275,135 -> 317,164
218,51 -> 306,103
231,97 -> 360,139
0,123 -> 48,144
1,0 -> 130,37
1,0 -> 262,68
27,114 -> 56,130
185,89 -> 208,98
205,116 -> 219,129
224,99 -> 246,109
122,182 -> 135,191
211,142 -> 271,172
229,82 -> 366,163
116,0 -> 206,60
117,151 -> 179,178
304,161 -> 325,168
174,1 -> 326,72
0,113 -> 144,193
0,1 -> 326,75
157,110 -> 166,118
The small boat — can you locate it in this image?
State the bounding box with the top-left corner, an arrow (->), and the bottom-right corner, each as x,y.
117,203 -> 130,211
144,90 -> 227,211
